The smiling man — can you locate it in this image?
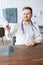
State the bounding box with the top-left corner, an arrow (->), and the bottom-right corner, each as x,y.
4,7 -> 42,47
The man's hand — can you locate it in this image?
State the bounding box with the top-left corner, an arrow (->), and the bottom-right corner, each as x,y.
4,21 -> 11,30
26,39 -> 36,47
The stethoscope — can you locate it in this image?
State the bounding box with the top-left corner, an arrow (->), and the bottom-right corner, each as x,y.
21,20 -> 37,34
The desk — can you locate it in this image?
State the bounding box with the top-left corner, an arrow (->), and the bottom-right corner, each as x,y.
0,43 -> 43,65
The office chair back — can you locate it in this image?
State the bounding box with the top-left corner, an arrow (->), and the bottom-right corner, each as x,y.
0,27 -> 5,45
0,27 -> 5,37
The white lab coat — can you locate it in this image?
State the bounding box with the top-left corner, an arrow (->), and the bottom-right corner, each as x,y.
5,21 -> 42,45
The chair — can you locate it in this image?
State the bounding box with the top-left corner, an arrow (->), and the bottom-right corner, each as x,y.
0,27 -> 5,45
0,27 -> 14,56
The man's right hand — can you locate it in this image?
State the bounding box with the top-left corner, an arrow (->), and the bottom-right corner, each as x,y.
4,21 -> 11,30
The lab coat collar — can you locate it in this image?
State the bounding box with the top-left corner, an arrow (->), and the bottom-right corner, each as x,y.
23,20 -> 31,26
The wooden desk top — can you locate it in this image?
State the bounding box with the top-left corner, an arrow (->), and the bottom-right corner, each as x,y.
0,43 -> 43,65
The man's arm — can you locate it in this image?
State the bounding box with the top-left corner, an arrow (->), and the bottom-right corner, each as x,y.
26,23 -> 42,47
34,23 -> 42,43
4,21 -> 17,40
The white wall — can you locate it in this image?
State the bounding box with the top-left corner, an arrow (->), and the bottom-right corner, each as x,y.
0,0 -> 43,26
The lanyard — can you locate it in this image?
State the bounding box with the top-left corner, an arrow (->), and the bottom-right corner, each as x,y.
21,20 -> 37,34
21,20 -> 24,34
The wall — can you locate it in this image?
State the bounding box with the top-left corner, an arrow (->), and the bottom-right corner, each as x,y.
0,0 -> 43,26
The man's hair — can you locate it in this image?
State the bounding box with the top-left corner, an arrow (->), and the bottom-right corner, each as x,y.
22,7 -> 32,14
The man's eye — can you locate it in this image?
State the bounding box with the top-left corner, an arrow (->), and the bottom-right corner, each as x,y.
23,13 -> 25,15
27,13 -> 30,15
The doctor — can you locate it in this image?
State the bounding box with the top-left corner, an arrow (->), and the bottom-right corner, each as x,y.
5,7 -> 42,47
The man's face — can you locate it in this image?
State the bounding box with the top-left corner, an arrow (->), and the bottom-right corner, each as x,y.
22,9 -> 32,22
